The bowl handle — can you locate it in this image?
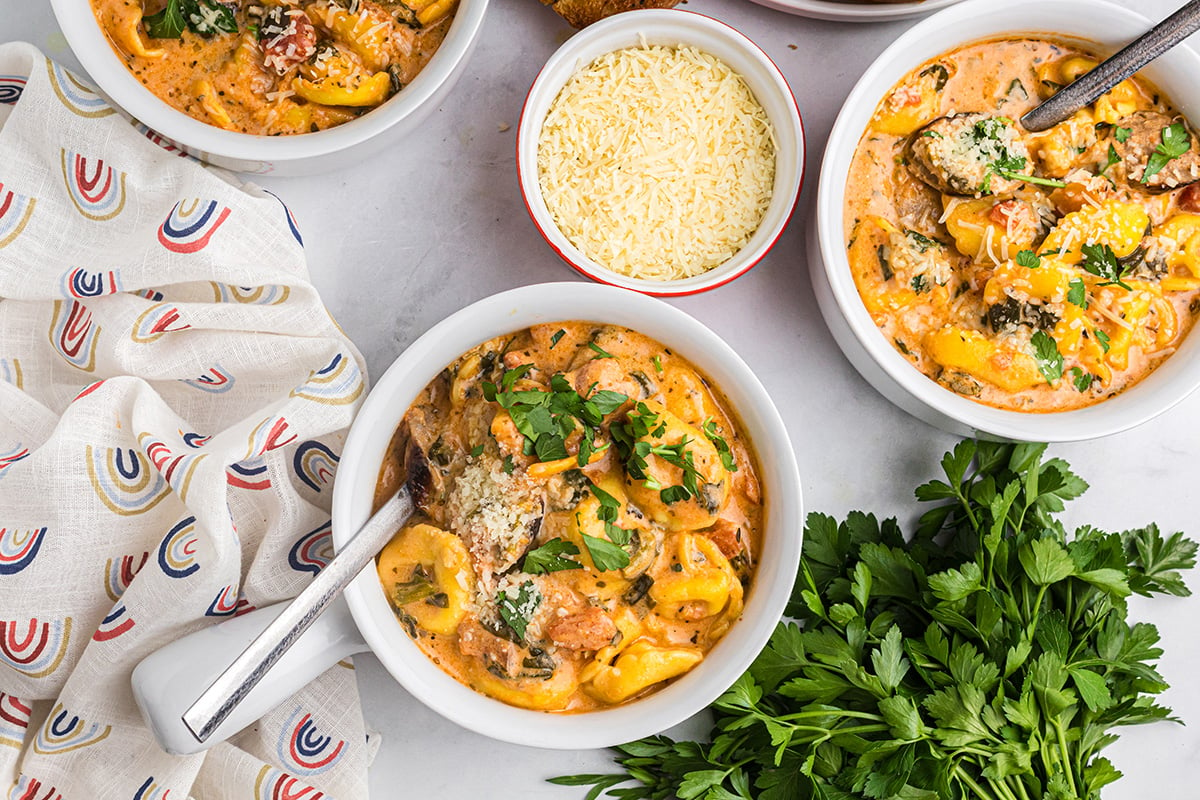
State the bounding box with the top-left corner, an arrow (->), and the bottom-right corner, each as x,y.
131,594 -> 368,755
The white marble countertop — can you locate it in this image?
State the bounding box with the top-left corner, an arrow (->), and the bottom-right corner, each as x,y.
7,0 -> 1200,796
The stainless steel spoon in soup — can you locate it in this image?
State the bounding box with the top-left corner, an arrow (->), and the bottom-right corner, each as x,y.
177,444 -> 435,745
1021,0 -> 1200,131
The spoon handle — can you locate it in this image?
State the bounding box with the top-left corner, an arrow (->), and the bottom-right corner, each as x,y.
1021,0 -> 1200,132
180,485 -> 415,743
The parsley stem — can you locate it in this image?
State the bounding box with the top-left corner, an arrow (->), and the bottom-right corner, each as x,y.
777,709 -> 884,723
1052,718 -> 1080,798
986,776 -> 1021,800
954,767 -> 1004,800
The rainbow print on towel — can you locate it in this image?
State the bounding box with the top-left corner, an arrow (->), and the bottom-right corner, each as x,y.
228,456 -> 271,491
211,282 -> 290,305
0,73 -> 26,104
293,441 -> 338,493
130,303 -> 190,343
290,353 -> 364,406
86,445 -> 171,516
132,777 -> 171,800
0,527 -> 46,575
264,189 -> 303,246
60,267 -> 123,298
34,702 -> 111,755
103,551 -> 149,601
0,359 -> 22,388
182,364 -> 235,394
205,584 -> 239,617
277,707 -> 346,775
254,766 -> 325,800
8,775 -> 62,800
288,522 -> 333,576
246,416 -> 297,458
0,444 -> 30,478
59,150 -> 126,221
0,694 -> 32,749
49,300 -> 100,372
157,516 -> 199,579
158,199 -> 230,253
133,119 -> 196,161
0,618 -> 72,678
0,183 -> 36,249
138,432 -> 206,501
91,602 -> 134,642
45,58 -> 112,118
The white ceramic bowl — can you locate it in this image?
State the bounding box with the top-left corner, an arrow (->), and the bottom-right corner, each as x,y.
811,0 -> 1200,441
744,0 -> 964,23
517,10 -> 805,296
51,0 -> 489,176
335,282 -> 803,748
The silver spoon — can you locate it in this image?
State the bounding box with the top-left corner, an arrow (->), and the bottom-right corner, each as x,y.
1021,0 -> 1200,132
180,449 -> 431,743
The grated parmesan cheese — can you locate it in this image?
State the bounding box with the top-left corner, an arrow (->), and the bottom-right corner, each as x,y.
536,44 -> 776,280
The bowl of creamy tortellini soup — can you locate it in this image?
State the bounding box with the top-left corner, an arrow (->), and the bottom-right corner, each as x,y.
812,0 -> 1200,440
332,282 -> 803,748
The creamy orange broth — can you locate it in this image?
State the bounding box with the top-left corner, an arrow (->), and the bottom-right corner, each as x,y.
845,38 -> 1200,411
372,323 -> 762,712
92,0 -> 455,135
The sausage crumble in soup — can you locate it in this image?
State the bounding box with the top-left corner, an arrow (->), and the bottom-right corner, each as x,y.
845,38 -> 1200,411
373,323 -> 762,711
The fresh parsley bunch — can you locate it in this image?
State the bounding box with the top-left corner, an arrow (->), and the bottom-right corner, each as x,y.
555,440 -> 1195,800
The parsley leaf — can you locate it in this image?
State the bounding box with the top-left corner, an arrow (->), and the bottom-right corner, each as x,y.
1095,329 -> 1112,352
497,581 -> 540,641
1070,367 -> 1094,392
521,539 -> 582,574
652,355 -> 663,374
1100,143 -> 1121,176
1068,277 -> 1088,308
144,0 -> 187,37
702,418 -> 738,473
582,534 -> 631,571
469,444 -> 484,458
556,442 -> 1196,800
1114,125 -> 1132,143
1080,242 -> 1133,290
502,454 -> 515,475
1142,122 -> 1191,184
589,341 -> 616,360
1016,249 -> 1041,268
549,329 -> 565,348
186,0 -> 238,36
1031,330 -> 1064,384
911,274 -> 930,293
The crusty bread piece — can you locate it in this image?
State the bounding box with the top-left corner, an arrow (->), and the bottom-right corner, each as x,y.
541,0 -> 680,29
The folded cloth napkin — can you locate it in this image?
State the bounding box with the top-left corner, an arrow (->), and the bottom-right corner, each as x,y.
0,42 -> 372,798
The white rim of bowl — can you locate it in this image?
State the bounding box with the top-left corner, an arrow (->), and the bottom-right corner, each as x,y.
515,9 -> 805,297
744,0 -> 965,23
816,0 -> 1200,441
49,0 -> 489,164
331,282 -> 804,748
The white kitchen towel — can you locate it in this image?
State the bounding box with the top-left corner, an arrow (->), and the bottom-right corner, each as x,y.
0,41 -> 371,799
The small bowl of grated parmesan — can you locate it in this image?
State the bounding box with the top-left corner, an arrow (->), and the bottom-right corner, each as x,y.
517,10 -> 804,295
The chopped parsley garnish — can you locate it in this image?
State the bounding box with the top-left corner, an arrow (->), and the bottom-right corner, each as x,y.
921,131 -> 943,139
144,0 -> 187,37
1070,367 -> 1095,392
611,403 -> 703,505
576,484 -> 635,571
1142,122 -> 1191,184
549,329 -> 566,348
1080,243 -> 1133,290
521,539 -> 582,574
1095,329 -> 1112,353
1068,277 -> 1089,308
1114,125 -> 1132,143
589,342 -> 616,360
905,230 -> 942,253
1100,143 -> 1121,176
590,484 -> 634,547
582,534 -> 632,572
497,581 -> 540,641
1015,249 -> 1040,269
701,418 -> 737,473
651,355 -> 663,374
469,444 -> 484,458
911,274 -> 930,293
972,118 -> 1066,191
1031,330 -> 1064,384
483,366 -> 626,467
919,63 -> 950,92
502,454 -> 515,475
146,0 -> 237,38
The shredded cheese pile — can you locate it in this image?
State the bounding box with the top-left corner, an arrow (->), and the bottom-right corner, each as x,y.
537,44 -> 776,281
